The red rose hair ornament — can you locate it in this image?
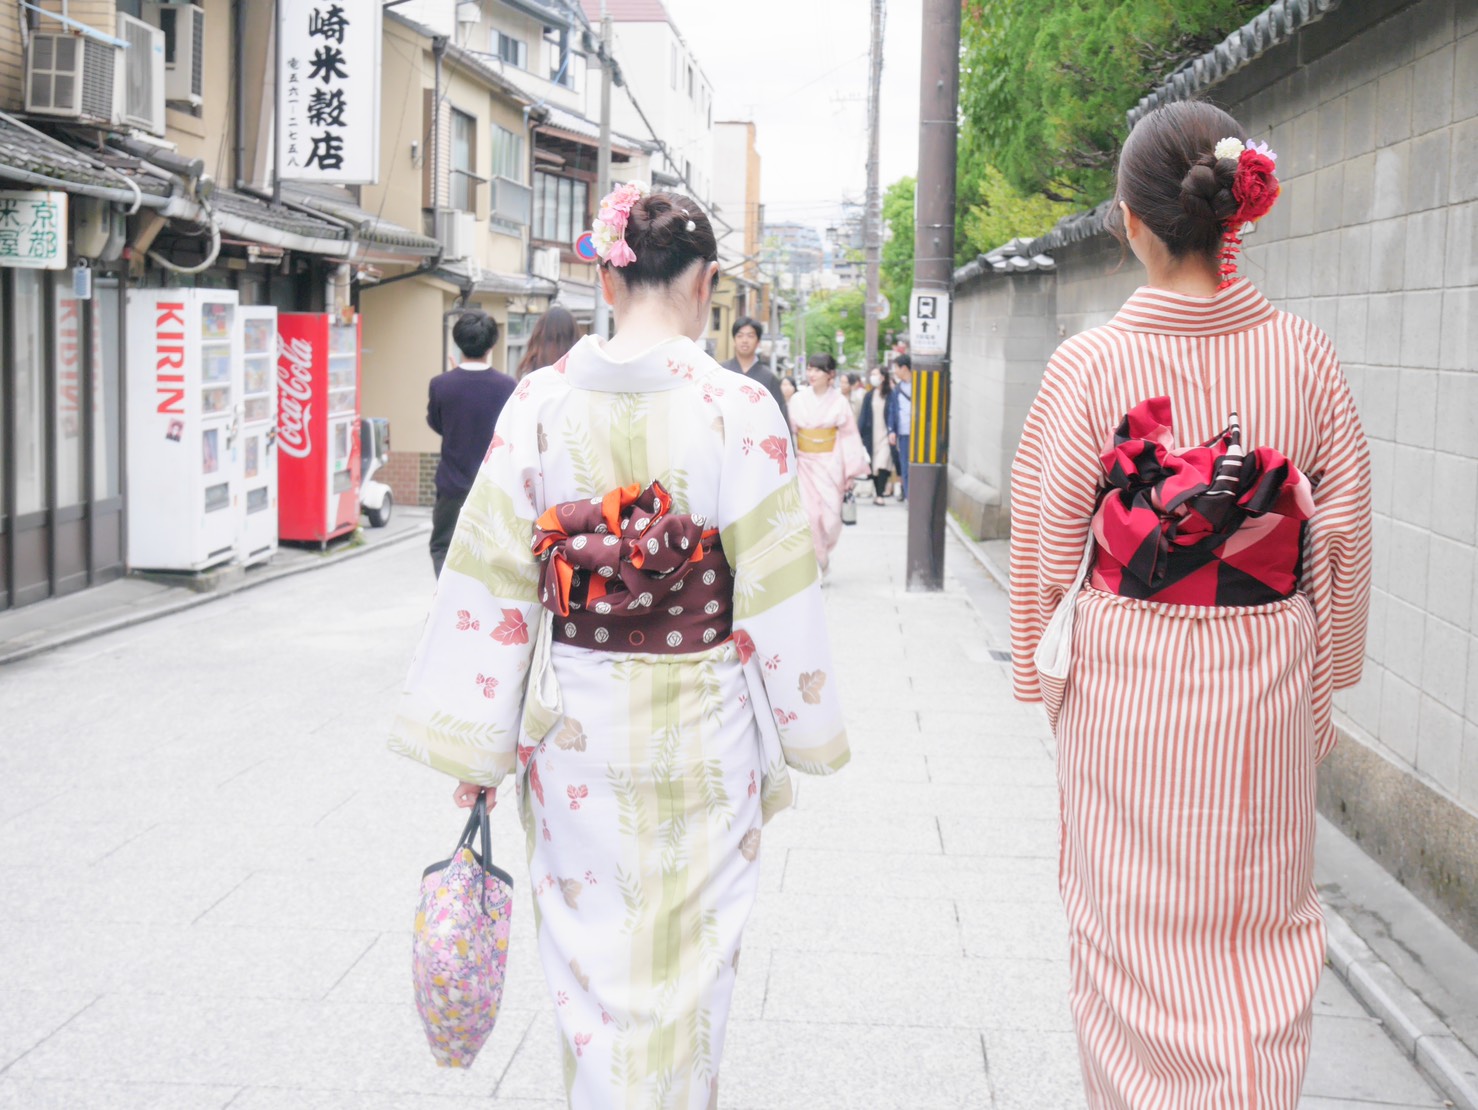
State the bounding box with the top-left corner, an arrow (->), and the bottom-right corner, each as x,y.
1213,138 -> 1281,290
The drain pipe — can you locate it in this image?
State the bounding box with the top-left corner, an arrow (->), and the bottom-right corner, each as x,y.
431,35 -> 447,233
233,0 -> 246,187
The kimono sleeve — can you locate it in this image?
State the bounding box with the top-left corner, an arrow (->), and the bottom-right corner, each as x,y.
838,396 -> 871,481
718,395 -> 850,776
388,399 -> 543,787
1008,344 -> 1104,702
1301,332 -> 1374,759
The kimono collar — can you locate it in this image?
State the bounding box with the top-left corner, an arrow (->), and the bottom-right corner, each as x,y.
562,334 -> 711,393
1109,278 -> 1277,338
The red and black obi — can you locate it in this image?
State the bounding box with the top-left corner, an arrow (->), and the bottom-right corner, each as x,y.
1090,397 -> 1315,607
532,481 -> 734,653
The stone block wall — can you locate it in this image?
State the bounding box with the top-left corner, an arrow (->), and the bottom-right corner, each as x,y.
948,0 -> 1478,938
383,451 -> 439,507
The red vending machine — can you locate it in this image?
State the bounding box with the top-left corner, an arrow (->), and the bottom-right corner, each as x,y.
276,312 -> 361,546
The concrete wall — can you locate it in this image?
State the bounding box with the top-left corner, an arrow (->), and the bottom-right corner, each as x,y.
949,0 -> 1478,941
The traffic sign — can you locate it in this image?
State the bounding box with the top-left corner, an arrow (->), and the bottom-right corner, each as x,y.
909,289 -> 951,357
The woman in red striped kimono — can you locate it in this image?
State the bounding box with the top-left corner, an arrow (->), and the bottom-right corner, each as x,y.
1009,102 -> 1372,1109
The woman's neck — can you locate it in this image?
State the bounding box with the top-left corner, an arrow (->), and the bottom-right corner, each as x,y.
1141,253 -> 1222,298
811,382 -> 829,397
604,298 -> 694,360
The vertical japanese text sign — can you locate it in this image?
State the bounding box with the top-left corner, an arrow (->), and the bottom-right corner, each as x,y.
277,1 -> 382,184
0,191 -> 67,270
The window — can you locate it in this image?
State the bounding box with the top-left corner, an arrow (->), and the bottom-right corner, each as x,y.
670,43 -> 678,89
491,125 -> 523,182
505,312 -> 532,375
533,172 -> 590,244
451,109 -> 477,212
549,29 -> 582,91
686,65 -> 693,99
492,30 -> 527,68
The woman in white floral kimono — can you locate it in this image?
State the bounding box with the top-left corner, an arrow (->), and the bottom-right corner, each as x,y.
390,186 -> 850,1108
788,353 -> 869,575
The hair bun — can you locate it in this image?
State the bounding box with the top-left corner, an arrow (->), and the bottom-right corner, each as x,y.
1179,156 -> 1238,226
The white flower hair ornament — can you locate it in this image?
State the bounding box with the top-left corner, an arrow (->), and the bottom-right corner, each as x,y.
591,182 -> 648,268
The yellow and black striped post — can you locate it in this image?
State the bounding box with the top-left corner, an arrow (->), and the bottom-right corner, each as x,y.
905,0 -> 959,591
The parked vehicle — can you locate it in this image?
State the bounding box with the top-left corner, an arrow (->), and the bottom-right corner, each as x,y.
360,417 -> 392,527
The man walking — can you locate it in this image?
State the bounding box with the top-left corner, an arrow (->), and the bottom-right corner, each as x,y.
426,311 -> 516,577
886,353 -> 913,502
720,316 -> 788,424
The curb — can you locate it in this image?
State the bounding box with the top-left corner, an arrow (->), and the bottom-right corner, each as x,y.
0,523 -> 431,668
946,513 -> 1478,1110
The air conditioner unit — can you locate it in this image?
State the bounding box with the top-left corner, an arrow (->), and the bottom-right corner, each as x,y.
116,14 -> 166,134
437,210 -> 479,261
24,33 -> 118,125
531,247 -> 561,282
145,1 -> 204,107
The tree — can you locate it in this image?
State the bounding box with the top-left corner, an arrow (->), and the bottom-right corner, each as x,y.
784,286 -> 868,369
880,176 -> 914,334
959,0 -> 1265,202
960,163 -> 1075,258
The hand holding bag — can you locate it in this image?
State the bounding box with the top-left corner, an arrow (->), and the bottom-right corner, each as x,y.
412,793 -> 514,1068
1032,528 -> 1096,728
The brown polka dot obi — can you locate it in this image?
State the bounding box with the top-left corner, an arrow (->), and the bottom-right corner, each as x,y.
532,481 -> 734,654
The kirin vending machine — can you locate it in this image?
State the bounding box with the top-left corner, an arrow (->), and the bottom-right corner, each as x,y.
125,289 -> 241,571
276,312 -> 361,546
237,307 -> 279,565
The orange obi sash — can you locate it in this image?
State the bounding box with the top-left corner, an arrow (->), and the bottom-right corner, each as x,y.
796,428 -> 838,454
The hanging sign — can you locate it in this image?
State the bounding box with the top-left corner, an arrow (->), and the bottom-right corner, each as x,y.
909,288 -> 951,358
0,190 -> 67,270
277,1 -> 382,184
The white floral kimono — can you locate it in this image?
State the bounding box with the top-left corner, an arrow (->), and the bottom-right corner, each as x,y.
390,335 -> 850,1108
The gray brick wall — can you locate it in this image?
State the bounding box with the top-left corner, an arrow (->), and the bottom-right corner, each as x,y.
949,0 -> 1478,818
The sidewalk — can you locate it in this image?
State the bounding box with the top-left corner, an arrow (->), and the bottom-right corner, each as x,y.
0,508 -> 432,666
0,497 -> 1461,1107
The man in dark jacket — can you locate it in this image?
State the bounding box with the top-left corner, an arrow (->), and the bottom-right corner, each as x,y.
427,311 -> 517,577
719,316 -> 788,425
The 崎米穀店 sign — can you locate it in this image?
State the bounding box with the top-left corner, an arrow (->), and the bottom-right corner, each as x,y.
0,191 -> 67,270
277,1 -> 382,184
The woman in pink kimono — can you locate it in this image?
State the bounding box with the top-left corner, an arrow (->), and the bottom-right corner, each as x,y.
1010,103 -> 1371,1109
788,353 -> 869,575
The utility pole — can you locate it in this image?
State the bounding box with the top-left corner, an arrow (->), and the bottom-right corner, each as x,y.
906,0 -> 960,591
863,0 -> 885,376
592,3 -> 613,340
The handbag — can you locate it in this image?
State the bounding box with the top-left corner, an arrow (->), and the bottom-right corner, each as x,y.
1031,529 -> 1097,726
841,487 -> 858,525
412,793 -> 515,1068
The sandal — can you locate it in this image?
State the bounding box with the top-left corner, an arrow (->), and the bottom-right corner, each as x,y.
872,497 -> 886,506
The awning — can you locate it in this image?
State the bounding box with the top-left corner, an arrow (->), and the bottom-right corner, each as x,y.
0,111 -> 171,208
435,261 -> 559,298
551,279 -> 598,321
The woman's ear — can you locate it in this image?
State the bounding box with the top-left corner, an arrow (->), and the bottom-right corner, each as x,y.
1119,202 -> 1140,242
598,265 -> 617,307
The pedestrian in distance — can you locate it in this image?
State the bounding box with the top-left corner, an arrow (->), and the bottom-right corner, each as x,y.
842,371 -> 865,423
426,310 -> 517,578
391,184 -> 850,1108
789,353 -> 870,578
778,375 -> 796,404
1009,101 -> 1372,1110
720,315 -> 789,425
886,353 -> 912,501
856,364 -> 894,506
516,304 -> 579,379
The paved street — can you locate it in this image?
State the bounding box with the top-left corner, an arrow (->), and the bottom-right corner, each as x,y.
0,501 -> 1449,1108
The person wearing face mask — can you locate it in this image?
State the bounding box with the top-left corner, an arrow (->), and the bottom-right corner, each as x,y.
391,185 -> 850,1107
856,365 -> 894,506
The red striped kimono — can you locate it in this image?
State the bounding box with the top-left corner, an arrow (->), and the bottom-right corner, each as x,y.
1009,280 -> 1373,1110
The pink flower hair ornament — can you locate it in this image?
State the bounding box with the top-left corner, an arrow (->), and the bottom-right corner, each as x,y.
1212,137 -> 1281,290
591,182 -> 648,269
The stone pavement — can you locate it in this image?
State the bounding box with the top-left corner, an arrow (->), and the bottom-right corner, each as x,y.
0,498 -> 1450,1108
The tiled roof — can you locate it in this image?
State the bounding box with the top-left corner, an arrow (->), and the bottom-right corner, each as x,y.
211,187 -> 353,242
537,105 -> 650,153
436,261 -> 558,296
283,186 -> 441,254
0,113 -> 170,202
579,0 -> 671,23
954,237 -> 1059,284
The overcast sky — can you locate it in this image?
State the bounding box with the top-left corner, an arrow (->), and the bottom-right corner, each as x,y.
662,0 -> 923,232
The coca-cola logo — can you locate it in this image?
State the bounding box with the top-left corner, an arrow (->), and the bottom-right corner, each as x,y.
277,335 -> 314,459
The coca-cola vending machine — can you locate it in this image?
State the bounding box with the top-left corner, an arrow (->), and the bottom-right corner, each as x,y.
276,312 -> 361,546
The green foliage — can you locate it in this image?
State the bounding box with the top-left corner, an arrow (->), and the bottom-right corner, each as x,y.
959,0 -> 1264,202
880,176 -> 915,333
961,164 -> 1076,257
784,285 -> 868,369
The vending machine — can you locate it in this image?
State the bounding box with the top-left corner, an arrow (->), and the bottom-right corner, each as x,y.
125,289 -> 241,572
276,312 -> 361,546
237,307 -> 279,566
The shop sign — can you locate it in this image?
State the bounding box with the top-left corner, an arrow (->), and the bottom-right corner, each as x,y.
0,190 -> 67,270
277,1 -> 382,184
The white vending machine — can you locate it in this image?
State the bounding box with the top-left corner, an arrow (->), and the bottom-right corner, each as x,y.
237,307 -> 279,566
125,289 -> 241,572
